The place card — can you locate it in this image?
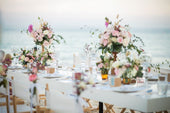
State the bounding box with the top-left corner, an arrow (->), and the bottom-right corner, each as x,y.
168,73 -> 170,82
47,68 -> 55,74
109,76 -> 121,87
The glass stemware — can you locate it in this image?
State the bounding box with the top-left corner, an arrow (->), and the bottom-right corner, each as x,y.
140,53 -> 152,83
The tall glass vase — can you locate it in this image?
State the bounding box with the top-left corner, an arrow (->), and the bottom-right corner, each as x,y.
75,96 -> 84,113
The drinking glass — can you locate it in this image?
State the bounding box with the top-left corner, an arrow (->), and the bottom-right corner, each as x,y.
140,53 -> 152,85
157,74 -> 168,96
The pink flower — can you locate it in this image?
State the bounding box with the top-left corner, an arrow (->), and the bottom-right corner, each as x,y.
134,65 -> 139,71
25,57 -> 29,62
37,36 -> 43,42
128,32 -> 132,38
43,40 -> 49,47
112,30 -> 119,37
114,68 -> 119,76
29,74 -> 37,82
103,39 -> 108,46
28,24 -> 33,33
29,59 -> 33,63
41,57 -> 44,61
117,37 -> 123,44
48,33 -> 53,38
37,29 -> 42,33
32,31 -> 38,38
105,21 -> 109,27
103,33 -> 110,39
49,39 -> 53,44
98,63 -> 103,68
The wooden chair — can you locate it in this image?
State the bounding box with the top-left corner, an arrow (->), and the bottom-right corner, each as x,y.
0,79 -> 10,113
83,98 -> 99,113
104,103 -> 115,113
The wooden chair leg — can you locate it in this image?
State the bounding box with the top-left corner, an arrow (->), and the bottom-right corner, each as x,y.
120,108 -> 126,113
6,95 -> 9,113
156,112 -> 162,113
13,95 -> 17,113
164,111 -> 168,113
104,103 -> 115,113
130,109 -> 135,113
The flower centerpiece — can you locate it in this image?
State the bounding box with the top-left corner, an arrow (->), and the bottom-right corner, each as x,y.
99,15 -> 132,54
112,51 -> 143,84
73,72 -> 95,113
37,50 -> 54,66
0,64 -> 8,88
96,53 -> 113,80
18,49 -> 35,68
27,17 -> 65,52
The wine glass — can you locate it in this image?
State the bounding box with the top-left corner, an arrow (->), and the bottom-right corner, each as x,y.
140,52 -> 152,94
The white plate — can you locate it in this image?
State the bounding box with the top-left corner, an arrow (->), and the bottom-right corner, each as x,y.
112,85 -> 145,93
39,73 -> 64,78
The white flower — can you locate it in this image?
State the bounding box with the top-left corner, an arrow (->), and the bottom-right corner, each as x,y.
108,43 -> 112,49
123,37 -> 130,46
112,61 -> 121,68
131,68 -> 137,77
43,30 -> 49,35
21,55 -> 25,60
88,78 -> 94,85
111,37 -> 117,43
104,53 -> 110,61
79,81 -> 86,89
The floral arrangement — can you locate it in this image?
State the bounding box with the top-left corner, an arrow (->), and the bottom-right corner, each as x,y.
18,49 -> 35,66
27,17 -> 64,48
112,52 -> 143,79
96,53 -> 113,74
74,72 -> 95,96
0,64 -> 8,88
37,50 -> 54,66
99,15 -> 132,54
2,54 -> 12,66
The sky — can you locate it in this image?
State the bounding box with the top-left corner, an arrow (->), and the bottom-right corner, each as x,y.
0,0 -> 170,30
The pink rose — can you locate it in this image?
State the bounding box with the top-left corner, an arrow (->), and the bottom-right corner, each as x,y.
103,33 -> 110,39
114,68 -> 119,76
29,74 -> 37,82
48,33 -> 53,38
43,40 -> 49,47
103,39 -> 108,46
112,30 -> 119,37
37,29 -> 42,33
28,24 -> 33,33
37,36 -> 43,42
25,57 -> 29,62
128,32 -> 132,38
2,65 -> 7,70
105,21 -> 109,27
32,31 -> 38,38
98,63 -> 103,68
117,37 -> 123,44
29,59 -> 33,63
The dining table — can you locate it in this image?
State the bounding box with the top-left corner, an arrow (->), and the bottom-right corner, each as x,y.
6,68 -> 170,113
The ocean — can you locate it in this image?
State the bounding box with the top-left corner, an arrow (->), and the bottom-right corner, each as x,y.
0,29 -> 170,68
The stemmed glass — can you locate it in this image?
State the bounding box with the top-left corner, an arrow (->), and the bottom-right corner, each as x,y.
90,50 -> 98,82
140,52 -> 152,94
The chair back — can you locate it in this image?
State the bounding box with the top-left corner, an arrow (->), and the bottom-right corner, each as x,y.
47,87 -> 78,113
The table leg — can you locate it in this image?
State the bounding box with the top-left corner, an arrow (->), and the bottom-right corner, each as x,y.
99,102 -> 103,113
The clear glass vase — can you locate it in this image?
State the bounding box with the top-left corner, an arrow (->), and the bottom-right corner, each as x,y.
75,96 -> 84,113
